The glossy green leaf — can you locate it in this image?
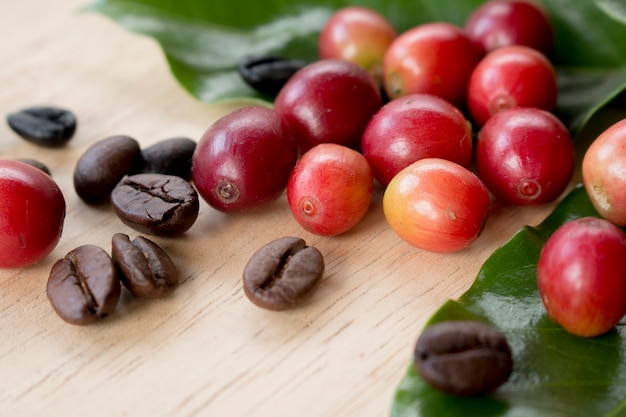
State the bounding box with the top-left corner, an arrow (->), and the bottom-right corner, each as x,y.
596,0 -> 626,25
391,185 -> 626,417
557,66 -> 626,134
85,0 -> 626,135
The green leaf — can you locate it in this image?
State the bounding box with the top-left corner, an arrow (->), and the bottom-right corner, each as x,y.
595,0 -> 626,25
556,66 -> 626,135
545,0 -> 626,67
391,185 -> 626,417
85,0 -> 626,136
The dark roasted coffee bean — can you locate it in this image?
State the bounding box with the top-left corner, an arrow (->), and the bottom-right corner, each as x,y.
243,237 -> 324,310
111,173 -> 199,237
15,158 -> 51,176
47,245 -> 120,325
7,106 -> 77,147
141,137 -> 196,179
413,320 -> 513,396
111,233 -> 180,298
73,135 -> 143,204
237,55 -> 308,96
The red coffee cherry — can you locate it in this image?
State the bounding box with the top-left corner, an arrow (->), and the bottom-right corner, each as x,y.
383,22 -> 482,106
361,93 -> 473,186
465,0 -> 554,56
582,119 -> 626,226
192,106 -> 297,213
467,45 -> 557,127
274,59 -> 382,153
537,217 -> 626,338
0,160 -> 66,268
287,143 -> 373,236
475,107 -> 575,205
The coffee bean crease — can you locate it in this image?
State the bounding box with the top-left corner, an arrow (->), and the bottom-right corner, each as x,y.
414,320 -> 513,396
111,173 -> 199,237
47,245 -> 120,325
243,237 -> 324,311
258,250 -> 297,290
112,233 -> 179,298
67,255 -> 99,314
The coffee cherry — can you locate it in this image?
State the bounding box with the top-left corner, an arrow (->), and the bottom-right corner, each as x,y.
465,0 -> 554,56
537,217 -> 626,337
287,143 -> 373,236
476,107 -> 575,205
274,59 -> 382,153
383,22 -> 482,106
467,45 -> 557,127
383,158 -> 491,253
192,106 -> 297,213
582,119 -> 626,226
0,160 -> 66,268
362,93 -> 473,186
318,6 -> 396,86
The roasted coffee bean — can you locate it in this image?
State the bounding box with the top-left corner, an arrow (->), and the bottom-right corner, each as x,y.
111,233 -> 180,298
141,137 -> 196,179
243,237 -> 324,310
7,106 -> 77,147
111,173 -> 199,237
413,320 -> 513,396
73,135 -> 143,204
47,245 -> 121,326
15,158 -> 51,176
237,55 -> 308,96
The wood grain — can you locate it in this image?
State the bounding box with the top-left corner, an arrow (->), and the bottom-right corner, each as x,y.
0,1 -> 572,416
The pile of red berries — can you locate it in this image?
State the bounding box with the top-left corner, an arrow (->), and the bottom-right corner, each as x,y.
192,0 -> 579,252
192,1 -> 626,338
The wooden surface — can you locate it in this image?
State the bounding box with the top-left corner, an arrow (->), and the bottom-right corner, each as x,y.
0,1 -> 577,416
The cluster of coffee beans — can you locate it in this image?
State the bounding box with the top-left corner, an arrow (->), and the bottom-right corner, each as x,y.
6,106 -> 201,240
47,233 -> 180,325
73,134 -> 199,237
